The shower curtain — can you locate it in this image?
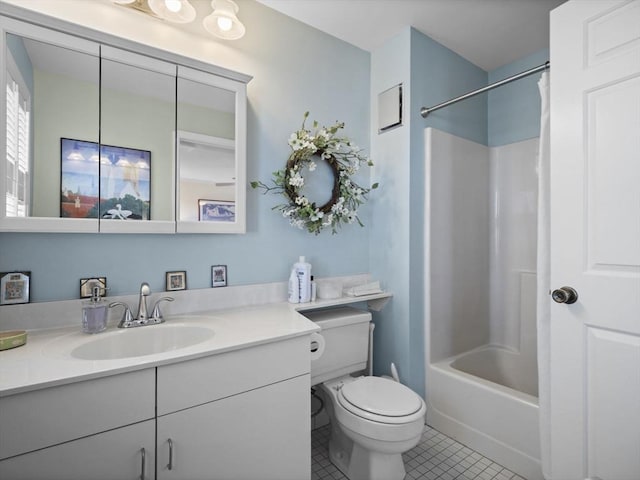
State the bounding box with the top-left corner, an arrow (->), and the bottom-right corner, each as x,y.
536,71 -> 551,479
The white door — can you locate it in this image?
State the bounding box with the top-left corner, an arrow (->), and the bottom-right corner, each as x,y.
549,1 -> 640,479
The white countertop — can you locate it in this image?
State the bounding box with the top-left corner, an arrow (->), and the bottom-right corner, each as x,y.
0,302 -> 320,397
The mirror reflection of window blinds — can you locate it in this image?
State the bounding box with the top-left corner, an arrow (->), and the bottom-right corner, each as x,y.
5,68 -> 30,217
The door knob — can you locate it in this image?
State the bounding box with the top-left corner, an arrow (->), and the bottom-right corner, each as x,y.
551,286 -> 578,304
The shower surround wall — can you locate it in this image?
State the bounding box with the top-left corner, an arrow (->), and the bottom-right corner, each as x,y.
426,127 -> 541,479
427,129 -> 539,368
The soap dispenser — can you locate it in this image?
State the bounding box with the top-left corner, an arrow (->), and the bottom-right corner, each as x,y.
82,285 -> 108,334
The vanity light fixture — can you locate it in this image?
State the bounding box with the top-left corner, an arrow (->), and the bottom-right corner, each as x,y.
147,0 -> 196,23
113,0 -> 195,23
202,0 -> 246,40
112,0 -> 245,39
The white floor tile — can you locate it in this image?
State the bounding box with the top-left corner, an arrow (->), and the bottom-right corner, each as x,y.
311,424 -> 525,480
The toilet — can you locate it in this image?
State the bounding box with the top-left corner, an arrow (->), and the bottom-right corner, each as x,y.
305,307 -> 426,480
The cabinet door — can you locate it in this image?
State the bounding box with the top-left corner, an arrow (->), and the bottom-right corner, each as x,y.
0,16 -> 100,232
0,420 -> 155,480
98,46 -> 176,233
157,375 -> 310,480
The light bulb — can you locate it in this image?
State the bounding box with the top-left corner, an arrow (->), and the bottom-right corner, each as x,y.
164,0 -> 182,13
217,16 -> 233,31
203,0 -> 245,39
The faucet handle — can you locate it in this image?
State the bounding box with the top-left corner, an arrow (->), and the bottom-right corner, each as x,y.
151,297 -> 174,321
109,301 -> 134,328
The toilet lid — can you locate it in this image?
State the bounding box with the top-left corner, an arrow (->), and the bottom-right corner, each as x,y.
339,377 -> 423,418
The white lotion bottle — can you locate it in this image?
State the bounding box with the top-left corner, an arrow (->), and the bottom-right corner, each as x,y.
294,256 -> 312,303
288,268 -> 299,303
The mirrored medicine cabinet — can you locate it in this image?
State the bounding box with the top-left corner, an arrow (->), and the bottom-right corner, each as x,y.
0,8 -> 250,234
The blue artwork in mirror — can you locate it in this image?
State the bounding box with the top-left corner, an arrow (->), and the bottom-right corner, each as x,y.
60,138 -> 151,220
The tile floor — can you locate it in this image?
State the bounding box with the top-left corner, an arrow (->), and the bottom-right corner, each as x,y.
311,424 -> 527,480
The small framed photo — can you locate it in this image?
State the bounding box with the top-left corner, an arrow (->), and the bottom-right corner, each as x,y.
166,271 -> 187,291
211,265 -> 227,288
79,277 -> 107,299
0,271 -> 31,305
199,199 -> 235,222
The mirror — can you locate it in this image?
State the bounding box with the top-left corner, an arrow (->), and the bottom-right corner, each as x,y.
99,47 -> 176,233
2,22 -> 100,232
176,67 -> 246,233
177,131 -> 235,222
2,15 -> 249,234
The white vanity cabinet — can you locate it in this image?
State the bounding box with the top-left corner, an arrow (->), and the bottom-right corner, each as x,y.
0,324 -> 315,480
156,336 -> 312,480
0,369 -> 156,480
0,420 -> 155,480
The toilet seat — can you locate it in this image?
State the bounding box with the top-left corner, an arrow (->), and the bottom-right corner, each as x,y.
337,376 -> 425,425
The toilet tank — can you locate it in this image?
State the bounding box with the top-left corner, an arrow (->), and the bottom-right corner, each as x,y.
302,306 -> 371,386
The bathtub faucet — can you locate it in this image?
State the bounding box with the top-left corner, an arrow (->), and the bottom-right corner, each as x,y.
109,282 -> 174,328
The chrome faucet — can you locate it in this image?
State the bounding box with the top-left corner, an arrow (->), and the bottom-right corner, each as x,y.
109,282 -> 174,328
136,282 -> 151,322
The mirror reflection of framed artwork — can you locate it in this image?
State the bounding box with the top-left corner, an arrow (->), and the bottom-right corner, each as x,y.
60,138 -> 151,220
60,139 -> 100,218
198,199 -> 235,222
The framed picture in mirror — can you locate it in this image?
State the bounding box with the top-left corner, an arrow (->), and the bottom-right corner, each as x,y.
99,144 -> 151,220
198,199 -> 235,222
60,139 -> 100,218
60,138 -> 151,220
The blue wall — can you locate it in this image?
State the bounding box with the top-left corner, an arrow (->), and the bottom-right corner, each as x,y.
0,1 -> 371,303
488,49 -> 549,146
370,26 -> 547,396
369,27 -> 412,389
369,27 -> 488,395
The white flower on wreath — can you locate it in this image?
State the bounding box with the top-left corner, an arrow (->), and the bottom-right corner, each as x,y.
310,210 -> 324,222
288,134 -> 304,150
289,172 -> 304,187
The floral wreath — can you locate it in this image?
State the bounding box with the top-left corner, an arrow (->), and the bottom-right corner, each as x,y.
252,112 -> 377,234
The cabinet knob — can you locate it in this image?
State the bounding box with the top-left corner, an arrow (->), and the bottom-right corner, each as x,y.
551,286 -> 578,304
140,447 -> 146,480
167,438 -> 174,470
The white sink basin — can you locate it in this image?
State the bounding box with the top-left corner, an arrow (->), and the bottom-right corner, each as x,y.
70,324 -> 215,360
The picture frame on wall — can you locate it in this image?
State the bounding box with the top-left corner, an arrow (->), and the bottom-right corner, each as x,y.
211,265 -> 227,288
166,271 -> 187,291
79,277 -> 107,299
0,271 -> 31,305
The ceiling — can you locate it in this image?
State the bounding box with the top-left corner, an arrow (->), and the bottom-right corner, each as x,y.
256,0 -> 566,71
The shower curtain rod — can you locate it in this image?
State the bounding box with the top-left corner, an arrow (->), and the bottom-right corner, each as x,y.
420,61 -> 550,118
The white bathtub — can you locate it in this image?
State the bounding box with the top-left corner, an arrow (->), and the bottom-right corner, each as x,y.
427,346 -> 543,480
